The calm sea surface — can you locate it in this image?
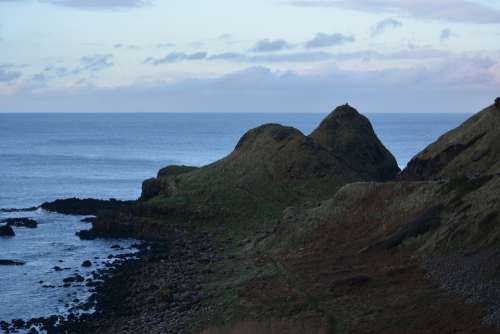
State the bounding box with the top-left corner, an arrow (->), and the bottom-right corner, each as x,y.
0,112 -> 470,325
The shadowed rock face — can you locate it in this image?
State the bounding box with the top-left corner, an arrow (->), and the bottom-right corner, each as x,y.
139,105 -> 400,216
310,104 -> 399,181
400,102 -> 500,180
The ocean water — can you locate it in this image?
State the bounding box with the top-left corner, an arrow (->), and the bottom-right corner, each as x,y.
0,112 -> 470,326
0,113 -> 470,209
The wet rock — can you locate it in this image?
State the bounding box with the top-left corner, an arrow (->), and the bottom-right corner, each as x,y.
81,260 -> 92,267
41,197 -> 133,216
63,274 -> 85,284
0,225 -> 15,237
76,230 -> 97,240
2,218 -> 38,228
80,217 -> 96,223
0,259 -> 25,266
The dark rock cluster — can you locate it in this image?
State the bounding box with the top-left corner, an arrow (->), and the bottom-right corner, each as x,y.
41,198 -> 133,216
0,225 -> 15,237
2,218 -> 38,228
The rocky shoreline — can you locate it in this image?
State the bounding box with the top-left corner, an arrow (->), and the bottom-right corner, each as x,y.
1,228 -> 218,334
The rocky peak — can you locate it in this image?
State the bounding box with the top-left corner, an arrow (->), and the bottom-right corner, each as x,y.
310,104 -> 399,181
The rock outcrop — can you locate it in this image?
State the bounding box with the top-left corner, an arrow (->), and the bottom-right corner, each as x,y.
2,218 -> 38,228
41,198 -> 133,216
137,104 -> 399,219
0,225 -> 15,237
400,101 -> 500,180
0,259 -> 25,266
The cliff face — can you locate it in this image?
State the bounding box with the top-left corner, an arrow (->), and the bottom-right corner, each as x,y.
400,103 -> 500,180
139,104 -> 399,219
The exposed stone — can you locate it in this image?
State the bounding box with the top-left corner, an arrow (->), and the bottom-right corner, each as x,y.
2,218 -> 38,228
0,259 -> 25,266
41,198 -> 133,215
82,260 -> 92,267
0,225 -> 15,237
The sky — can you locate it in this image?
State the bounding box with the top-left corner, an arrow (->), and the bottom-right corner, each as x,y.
0,0 -> 499,113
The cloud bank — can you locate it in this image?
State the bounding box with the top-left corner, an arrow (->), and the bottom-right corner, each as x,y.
372,18 -> 402,36
289,0 -> 500,24
39,0 -> 150,9
3,55 -> 498,114
251,39 -> 294,52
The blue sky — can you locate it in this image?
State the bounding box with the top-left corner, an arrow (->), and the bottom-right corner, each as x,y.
0,0 -> 499,113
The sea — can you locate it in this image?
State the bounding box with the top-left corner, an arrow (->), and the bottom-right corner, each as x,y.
0,112 -> 470,327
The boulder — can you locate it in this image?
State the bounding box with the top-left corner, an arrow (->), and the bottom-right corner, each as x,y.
81,260 -> 92,267
0,259 -> 25,265
3,218 -> 38,228
0,225 -> 15,237
495,97 -> 500,109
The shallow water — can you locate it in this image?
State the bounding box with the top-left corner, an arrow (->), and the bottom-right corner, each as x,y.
0,209 -> 138,323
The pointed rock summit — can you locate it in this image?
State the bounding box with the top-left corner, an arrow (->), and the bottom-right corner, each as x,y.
311,104 -> 399,181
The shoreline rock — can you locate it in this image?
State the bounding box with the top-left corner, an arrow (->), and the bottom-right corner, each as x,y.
2,218 -> 38,228
0,259 -> 25,266
0,225 -> 15,237
41,198 -> 134,216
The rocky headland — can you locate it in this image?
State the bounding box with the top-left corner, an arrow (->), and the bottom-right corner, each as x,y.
17,100 -> 500,333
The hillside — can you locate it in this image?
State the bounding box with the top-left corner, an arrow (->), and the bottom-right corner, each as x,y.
79,100 -> 500,334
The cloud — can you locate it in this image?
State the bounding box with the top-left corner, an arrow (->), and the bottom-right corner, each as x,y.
440,29 -> 456,43
145,47 -> 450,65
372,18 -> 402,36
156,42 -> 175,49
39,0 -> 151,10
30,54 -> 114,84
210,51 -> 334,63
114,43 -> 140,50
80,54 -> 114,72
217,34 -> 232,41
304,33 -> 355,48
251,39 -> 294,52
145,52 -> 208,65
288,0 -> 500,24
3,55 -> 498,114
0,65 -> 21,83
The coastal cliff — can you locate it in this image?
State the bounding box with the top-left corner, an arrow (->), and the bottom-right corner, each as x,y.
78,100 -> 500,333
